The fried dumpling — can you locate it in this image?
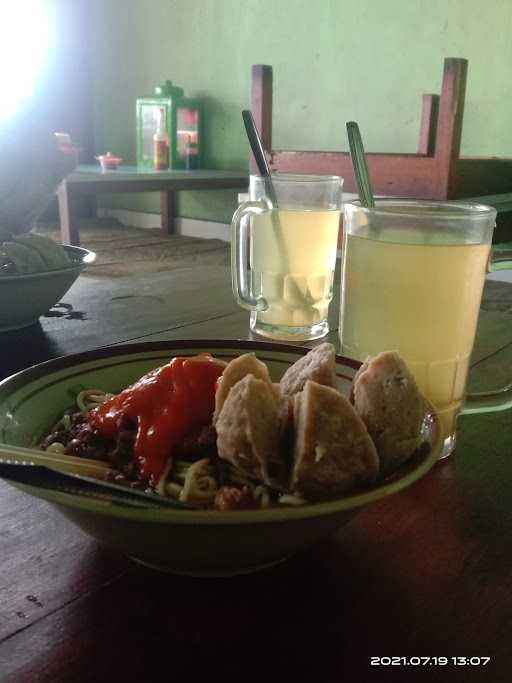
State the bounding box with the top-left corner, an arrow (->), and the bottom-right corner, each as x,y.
216,374 -> 287,486
290,380 -> 379,500
351,351 -> 427,473
280,342 -> 337,398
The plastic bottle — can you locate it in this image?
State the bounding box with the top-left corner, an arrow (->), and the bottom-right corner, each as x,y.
153,107 -> 169,170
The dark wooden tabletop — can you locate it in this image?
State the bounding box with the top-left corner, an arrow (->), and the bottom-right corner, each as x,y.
64,165 -> 249,195
0,266 -> 511,683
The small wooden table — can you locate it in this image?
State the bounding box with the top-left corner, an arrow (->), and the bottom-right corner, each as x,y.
0,268 -> 511,682
57,165 -> 249,245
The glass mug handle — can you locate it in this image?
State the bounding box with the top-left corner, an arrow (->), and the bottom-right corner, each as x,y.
463,248 -> 512,415
231,200 -> 269,312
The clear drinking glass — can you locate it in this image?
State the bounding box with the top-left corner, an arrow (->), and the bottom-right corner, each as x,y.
340,199 -> 512,459
231,173 -> 343,341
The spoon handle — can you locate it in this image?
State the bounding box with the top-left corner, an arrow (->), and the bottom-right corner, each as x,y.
346,121 -> 375,208
0,442 -> 110,477
0,461 -> 191,509
242,110 -> 271,175
242,110 -> 279,208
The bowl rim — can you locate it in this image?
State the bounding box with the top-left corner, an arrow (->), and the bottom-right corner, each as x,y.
0,245 -> 95,282
0,339 -> 443,525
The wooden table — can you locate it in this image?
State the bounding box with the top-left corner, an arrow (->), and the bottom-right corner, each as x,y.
0,267 -> 511,683
57,165 -> 249,245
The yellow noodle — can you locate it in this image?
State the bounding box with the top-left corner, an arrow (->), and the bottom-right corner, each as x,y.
179,458 -> 218,503
174,459 -> 193,470
165,481 -> 183,499
46,442 -> 66,454
76,389 -> 115,414
279,494 -> 308,506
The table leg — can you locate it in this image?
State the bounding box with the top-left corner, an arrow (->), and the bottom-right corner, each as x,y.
57,182 -> 81,246
160,191 -> 175,234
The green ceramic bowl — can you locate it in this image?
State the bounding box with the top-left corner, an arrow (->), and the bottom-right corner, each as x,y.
0,245 -> 95,332
0,340 -> 442,576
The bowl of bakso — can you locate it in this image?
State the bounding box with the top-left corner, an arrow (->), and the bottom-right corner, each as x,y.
0,340 -> 442,575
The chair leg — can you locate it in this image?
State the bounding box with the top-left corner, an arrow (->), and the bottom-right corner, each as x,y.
251,64 -> 273,172
434,58 -> 468,198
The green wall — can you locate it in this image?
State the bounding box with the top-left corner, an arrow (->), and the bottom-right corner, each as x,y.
90,0 -> 512,223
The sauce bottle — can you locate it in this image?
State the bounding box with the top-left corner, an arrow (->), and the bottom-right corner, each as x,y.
153,107 -> 169,170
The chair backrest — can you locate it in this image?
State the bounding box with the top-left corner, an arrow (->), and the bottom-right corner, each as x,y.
250,58 -> 512,199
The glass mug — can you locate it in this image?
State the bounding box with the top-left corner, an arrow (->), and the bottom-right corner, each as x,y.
231,173 -> 343,341
339,199 -> 512,459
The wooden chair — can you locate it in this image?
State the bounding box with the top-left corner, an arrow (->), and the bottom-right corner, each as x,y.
250,58 -> 512,199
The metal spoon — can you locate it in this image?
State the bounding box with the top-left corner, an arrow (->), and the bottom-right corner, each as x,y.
241,110 -> 305,307
0,445 -> 191,509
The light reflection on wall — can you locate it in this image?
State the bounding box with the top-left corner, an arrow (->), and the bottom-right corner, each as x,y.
0,0 -> 51,123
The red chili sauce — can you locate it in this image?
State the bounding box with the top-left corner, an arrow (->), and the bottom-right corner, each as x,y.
88,354 -> 226,484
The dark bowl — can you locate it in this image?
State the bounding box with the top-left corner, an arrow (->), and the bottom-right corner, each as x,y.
0,245 -> 95,331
